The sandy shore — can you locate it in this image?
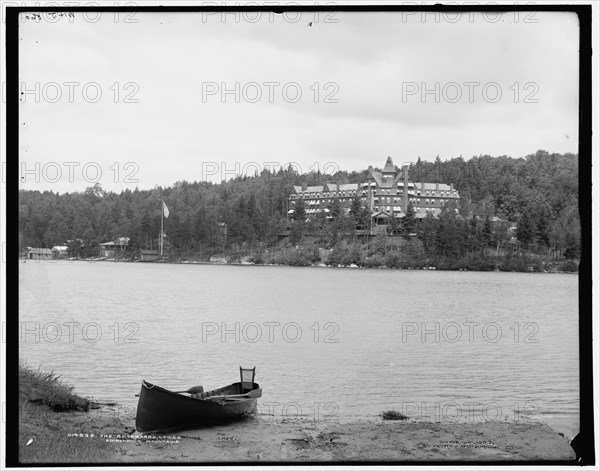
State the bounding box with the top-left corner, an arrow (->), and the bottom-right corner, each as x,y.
16,364 -> 578,464
108,416 -> 575,463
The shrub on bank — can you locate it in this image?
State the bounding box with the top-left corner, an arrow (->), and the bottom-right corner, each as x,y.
20,363 -> 89,412
275,249 -> 312,266
249,251 -> 266,264
467,256 -> 497,271
325,243 -> 345,266
556,260 -> 579,272
384,252 -> 402,269
19,363 -> 125,463
363,254 -> 384,268
341,244 -> 364,267
310,247 -> 322,263
499,256 -> 529,272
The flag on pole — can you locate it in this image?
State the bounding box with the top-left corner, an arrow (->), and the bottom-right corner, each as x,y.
163,201 -> 169,219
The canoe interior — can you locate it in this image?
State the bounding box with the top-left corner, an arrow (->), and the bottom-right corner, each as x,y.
196,381 -> 257,398
135,380 -> 262,433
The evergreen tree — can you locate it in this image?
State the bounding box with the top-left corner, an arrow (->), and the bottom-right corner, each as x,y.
327,197 -> 343,220
517,210 -> 536,246
292,198 -> 306,221
349,194 -> 363,220
482,215 -> 492,247
564,232 -> 580,260
401,202 -> 417,238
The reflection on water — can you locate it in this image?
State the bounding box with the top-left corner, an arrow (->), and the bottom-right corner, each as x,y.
19,261 -> 579,438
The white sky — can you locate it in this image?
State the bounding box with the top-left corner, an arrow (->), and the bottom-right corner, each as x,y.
16,7 -> 581,193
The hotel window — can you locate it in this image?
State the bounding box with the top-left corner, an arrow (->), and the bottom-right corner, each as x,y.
426,199 -> 429,205
290,195 -> 296,199
375,207 -> 379,212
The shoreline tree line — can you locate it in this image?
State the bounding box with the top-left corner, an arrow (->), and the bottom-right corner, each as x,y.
18,150 -> 580,271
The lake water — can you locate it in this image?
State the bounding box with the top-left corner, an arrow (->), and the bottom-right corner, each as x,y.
18,261 -> 579,439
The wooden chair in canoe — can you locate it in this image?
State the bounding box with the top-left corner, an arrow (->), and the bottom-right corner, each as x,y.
240,366 -> 255,394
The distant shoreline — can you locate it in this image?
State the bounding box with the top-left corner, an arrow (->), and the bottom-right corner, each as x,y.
21,256 -> 579,274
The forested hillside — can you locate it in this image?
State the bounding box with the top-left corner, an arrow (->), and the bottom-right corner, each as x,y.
18,150 -> 580,270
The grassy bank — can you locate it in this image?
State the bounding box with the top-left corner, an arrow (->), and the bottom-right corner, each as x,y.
18,363 -> 128,464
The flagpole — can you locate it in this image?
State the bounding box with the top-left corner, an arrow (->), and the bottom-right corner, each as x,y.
160,200 -> 164,257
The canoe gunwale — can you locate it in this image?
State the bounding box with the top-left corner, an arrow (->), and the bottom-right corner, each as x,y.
141,379 -> 262,401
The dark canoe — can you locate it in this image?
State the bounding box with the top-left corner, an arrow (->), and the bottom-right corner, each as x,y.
135,380 -> 262,433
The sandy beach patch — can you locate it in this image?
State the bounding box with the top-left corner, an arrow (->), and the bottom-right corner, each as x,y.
114,417 -> 575,463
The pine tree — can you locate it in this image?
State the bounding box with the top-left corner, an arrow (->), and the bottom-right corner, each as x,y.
292,198 -> 306,221
349,194 -> 363,220
401,202 -> 417,238
564,232 -> 580,260
328,197 -> 343,220
517,210 -> 536,245
482,215 -> 492,247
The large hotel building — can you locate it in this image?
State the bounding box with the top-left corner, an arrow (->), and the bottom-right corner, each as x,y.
288,157 -> 460,223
